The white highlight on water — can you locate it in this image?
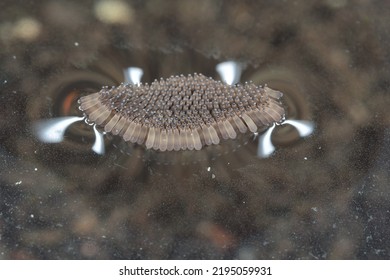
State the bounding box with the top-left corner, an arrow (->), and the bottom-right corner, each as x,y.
33,116 -> 105,155
123,67 -> 144,85
34,116 -> 84,143
92,124 -> 105,155
257,123 -> 276,158
257,120 -> 315,158
216,61 -> 242,85
283,120 -> 315,137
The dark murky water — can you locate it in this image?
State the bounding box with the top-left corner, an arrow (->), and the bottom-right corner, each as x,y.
0,0 -> 389,259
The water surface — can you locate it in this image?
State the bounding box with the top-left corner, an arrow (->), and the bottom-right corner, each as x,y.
0,0 -> 389,259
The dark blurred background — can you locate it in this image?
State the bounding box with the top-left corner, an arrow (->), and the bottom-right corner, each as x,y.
0,0 -> 389,259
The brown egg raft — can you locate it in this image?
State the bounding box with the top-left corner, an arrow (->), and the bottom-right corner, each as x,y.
78,73 -> 285,152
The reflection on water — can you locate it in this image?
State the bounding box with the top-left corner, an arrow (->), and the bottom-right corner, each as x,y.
123,67 -> 143,85
257,120 -> 315,158
32,65 -> 147,156
32,60 -> 313,159
34,116 -> 85,144
216,60 -> 243,85
0,0 -> 389,260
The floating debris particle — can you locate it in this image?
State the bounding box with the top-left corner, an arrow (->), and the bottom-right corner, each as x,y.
94,0 -> 134,25
12,17 -> 42,41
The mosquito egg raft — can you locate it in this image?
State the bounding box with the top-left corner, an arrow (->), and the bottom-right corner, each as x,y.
78,73 -> 285,152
